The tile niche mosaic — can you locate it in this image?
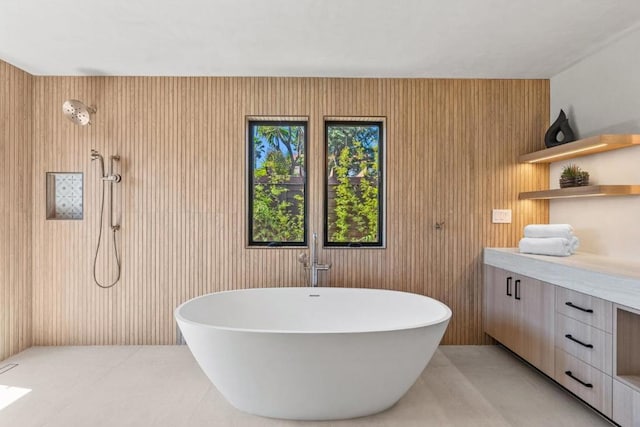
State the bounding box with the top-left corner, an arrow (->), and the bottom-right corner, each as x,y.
46,172 -> 83,220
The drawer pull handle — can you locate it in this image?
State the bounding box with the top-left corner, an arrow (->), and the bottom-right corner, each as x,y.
514,279 -> 521,300
564,334 -> 594,349
565,371 -> 593,388
565,302 -> 593,313
506,277 -> 512,297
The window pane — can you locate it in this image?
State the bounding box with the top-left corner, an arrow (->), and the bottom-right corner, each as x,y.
248,121 -> 307,246
325,121 -> 383,247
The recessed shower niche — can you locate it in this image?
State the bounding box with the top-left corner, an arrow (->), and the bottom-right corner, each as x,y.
46,172 -> 83,220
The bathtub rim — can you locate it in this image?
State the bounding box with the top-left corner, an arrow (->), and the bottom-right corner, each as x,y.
175,287 -> 452,335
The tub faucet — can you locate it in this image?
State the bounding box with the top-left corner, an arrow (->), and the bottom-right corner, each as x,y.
306,232 -> 331,287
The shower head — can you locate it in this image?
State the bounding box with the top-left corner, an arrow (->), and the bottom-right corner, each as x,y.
63,99 -> 95,126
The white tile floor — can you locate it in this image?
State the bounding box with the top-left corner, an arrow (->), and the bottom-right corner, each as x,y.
0,345 -> 612,427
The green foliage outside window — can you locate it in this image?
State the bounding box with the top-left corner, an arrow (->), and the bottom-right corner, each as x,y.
249,122 -> 306,246
326,122 -> 383,246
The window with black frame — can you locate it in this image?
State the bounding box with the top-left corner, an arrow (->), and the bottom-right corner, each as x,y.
247,120 -> 307,247
324,120 -> 384,247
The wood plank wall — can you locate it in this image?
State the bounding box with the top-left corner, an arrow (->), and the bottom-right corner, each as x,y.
30,77 -> 549,346
0,60 -> 33,360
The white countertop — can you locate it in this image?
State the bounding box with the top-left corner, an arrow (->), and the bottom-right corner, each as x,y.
484,248 -> 640,311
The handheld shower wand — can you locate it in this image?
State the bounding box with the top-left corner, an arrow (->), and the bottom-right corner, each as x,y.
91,148 -> 122,288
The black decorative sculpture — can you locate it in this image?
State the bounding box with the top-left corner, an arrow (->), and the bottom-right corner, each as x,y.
545,110 -> 576,148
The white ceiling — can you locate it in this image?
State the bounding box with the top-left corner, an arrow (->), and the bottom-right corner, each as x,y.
1,0 -> 640,78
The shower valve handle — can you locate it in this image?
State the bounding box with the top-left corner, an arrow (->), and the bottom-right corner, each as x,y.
102,174 -> 122,183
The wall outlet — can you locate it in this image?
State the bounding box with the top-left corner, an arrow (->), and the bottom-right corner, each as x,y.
492,209 -> 512,224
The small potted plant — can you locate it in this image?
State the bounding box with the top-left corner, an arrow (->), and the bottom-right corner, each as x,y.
560,164 -> 589,188
577,170 -> 590,186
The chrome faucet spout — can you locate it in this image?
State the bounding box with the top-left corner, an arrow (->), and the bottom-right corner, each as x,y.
309,232 -> 331,287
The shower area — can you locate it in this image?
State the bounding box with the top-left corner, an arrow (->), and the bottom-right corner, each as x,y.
56,100 -> 123,289
31,87 -> 134,345
27,77 -> 238,347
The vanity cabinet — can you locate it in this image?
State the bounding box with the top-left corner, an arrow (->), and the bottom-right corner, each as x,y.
484,249 -> 640,426
484,265 -> 555,376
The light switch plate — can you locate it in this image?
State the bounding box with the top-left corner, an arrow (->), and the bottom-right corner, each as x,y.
492,209 -> 512,224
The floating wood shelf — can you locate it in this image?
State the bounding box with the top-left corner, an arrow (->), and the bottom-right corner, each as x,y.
519,185 -> 640,200
519,134 -> 640,163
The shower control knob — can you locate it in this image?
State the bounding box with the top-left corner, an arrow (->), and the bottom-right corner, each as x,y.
101,174 -> 122,183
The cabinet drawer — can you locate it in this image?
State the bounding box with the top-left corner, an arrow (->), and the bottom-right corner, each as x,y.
555,348 -> 612,417
613,379 -> 640,427
555,313 -> 612,375
556,287 -> 612,333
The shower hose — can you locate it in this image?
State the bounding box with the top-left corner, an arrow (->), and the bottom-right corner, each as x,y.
92,178 -> 121,288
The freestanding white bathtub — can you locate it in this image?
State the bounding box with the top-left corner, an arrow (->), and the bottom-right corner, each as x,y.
175,287 -> 451,421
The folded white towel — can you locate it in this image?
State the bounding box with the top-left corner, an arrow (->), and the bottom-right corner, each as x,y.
570,236 -> 579,254
524,224 -> 574,240
519,237 -> 573,257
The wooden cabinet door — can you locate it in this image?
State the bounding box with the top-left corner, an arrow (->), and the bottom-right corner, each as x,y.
484,266 -> 555,376
515,277 -> 555,376
484,265 -> 518,349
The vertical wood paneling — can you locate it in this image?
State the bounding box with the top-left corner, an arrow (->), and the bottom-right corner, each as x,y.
28,76 -> 549,347
0,60 -> 33,360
